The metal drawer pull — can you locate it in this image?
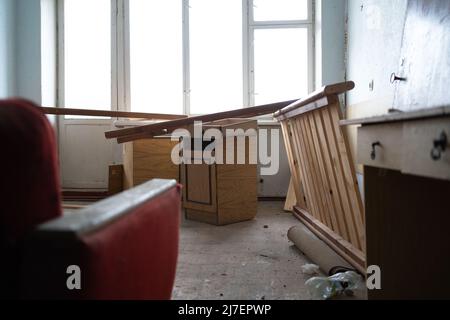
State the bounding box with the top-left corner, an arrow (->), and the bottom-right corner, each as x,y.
371,141 -> 381,160
431,131 -> 448,161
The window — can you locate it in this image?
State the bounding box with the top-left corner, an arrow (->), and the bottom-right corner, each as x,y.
189,0 -> 243,114
62,0 -> 111,115
59,0 -> 313,116
249,0 -> 312,106
129,0 -> 183,115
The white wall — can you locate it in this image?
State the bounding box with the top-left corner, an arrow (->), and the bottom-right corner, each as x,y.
346,0 -> 408,113
345,0 -> 408,176
316,0 -> 346,87
0,0 -> 16,98
16,0 -> 42,103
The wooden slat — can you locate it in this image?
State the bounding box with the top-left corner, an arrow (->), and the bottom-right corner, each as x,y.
313,110 -> 350,242
280,122 -> 305,209
307,112 -> 341,234
329,104 -> 365,244
40,107 -> 187,120
299,116 -> 332,228
284,178 -> 297,212
321,107 -> 361,249
289,120 -> 317,216
292,119 -> 324,221
105,99 -> 298,142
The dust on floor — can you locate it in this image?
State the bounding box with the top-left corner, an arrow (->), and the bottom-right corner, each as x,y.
172,201 -> 319,300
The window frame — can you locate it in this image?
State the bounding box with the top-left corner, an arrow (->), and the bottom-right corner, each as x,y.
247,0 -> 315,107
57,0 -> 314,116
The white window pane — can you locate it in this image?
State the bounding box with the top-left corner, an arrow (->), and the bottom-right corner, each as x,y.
129,0 -> 183,114
64,0 -> 111,115
253,28 -> 309,105
189,0 -> 243,115
253,0 -> 308,21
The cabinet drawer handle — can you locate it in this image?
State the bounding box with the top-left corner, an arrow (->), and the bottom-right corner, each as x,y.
371,142 -> 381,160
431,131 -> 448,161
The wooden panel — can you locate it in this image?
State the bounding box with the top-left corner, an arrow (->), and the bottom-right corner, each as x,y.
216,164 -> 257,225
133,138 -> 179,185
185,164 -> 212,204
402,117 -> 450,181
365,166 -> 450,299
357,123 -> 403,171
394,0 -> 450,111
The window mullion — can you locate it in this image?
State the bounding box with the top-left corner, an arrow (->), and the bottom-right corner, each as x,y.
183,0 -> 190,115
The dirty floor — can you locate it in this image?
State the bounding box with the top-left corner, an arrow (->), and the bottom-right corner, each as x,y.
172,202 -> 319,300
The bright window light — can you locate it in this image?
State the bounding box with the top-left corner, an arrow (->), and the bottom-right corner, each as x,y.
253,28 -> 309,105
129,0 -> 183,114
253,0 -> 309,21
189,0 -> 243,114
64,0 -> 111,117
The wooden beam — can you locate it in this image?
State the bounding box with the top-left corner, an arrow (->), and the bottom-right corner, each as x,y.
40,107 -> 188,120
274,81 -> 355,119
105,99 -> 299,143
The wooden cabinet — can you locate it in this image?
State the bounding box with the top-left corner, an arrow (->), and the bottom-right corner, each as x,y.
342,107 -> 450,299
181,119 -> 258,225
123,137 -> 179,189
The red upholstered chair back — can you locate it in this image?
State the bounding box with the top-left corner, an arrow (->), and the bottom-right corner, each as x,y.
0,99 -> 62,298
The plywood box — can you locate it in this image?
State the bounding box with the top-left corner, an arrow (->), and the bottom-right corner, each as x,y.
181,119 -> 258,225
123,137 -> 179,189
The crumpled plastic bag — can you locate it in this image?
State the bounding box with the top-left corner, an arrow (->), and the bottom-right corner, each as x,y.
305,271 -> 364,300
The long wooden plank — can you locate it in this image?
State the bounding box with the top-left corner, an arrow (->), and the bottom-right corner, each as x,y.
105,99 -> 298,142
274,81 -> 355,118
40,107 -> 187,120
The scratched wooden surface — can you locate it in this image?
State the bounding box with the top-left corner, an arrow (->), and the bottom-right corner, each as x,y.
394,0 -> 450,111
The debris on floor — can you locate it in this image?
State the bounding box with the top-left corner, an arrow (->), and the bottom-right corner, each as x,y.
305,271 -> 364,300
301,264 -> 320,275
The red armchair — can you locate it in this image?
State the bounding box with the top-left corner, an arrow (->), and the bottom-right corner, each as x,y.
0,99 -> 181,299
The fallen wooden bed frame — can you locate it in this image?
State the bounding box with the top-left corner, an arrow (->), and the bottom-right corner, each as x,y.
274,81 -> 366,273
